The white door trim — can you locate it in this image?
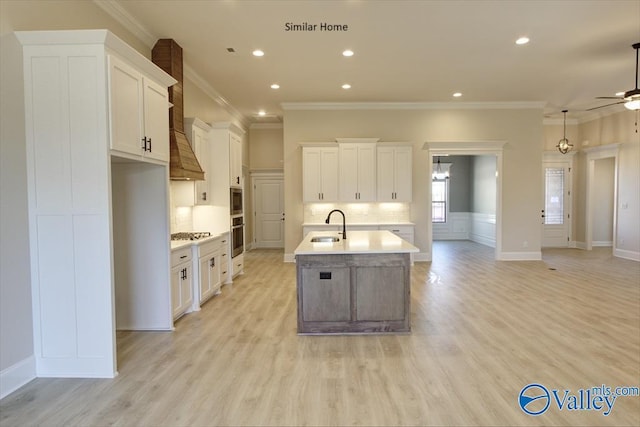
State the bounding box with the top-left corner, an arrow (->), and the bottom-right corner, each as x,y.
424,141 -> 506,261
541,151 -> 575,248
584,144 -> 620,251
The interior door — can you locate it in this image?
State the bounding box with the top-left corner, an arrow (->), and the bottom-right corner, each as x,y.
542,162 -> 570,247
254,178 -> 284,248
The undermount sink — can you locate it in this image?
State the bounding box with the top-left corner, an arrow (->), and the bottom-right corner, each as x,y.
311,236 -> 340,243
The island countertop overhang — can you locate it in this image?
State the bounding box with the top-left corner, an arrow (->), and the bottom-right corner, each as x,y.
294,230 -> 419,256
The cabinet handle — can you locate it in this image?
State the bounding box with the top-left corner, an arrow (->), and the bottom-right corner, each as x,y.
180,255 -> 187,259
148,137 -> 152,152
141,137 -> 148,151
236,177 -> 240,185
210,258 -> 215,267
202,192 -> 207,201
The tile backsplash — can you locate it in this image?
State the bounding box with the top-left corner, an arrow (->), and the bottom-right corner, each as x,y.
170,181 -> 194,232
304,202 -> 411,224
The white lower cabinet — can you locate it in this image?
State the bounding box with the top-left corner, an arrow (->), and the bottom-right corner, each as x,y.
196,238 -> 222,306
220,233 -> 231,284
232,253 -> 244,278
171,247 -> 193,320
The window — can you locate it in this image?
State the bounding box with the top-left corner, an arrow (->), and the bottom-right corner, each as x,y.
544,167 -> 564,225
432,179 -> 447,223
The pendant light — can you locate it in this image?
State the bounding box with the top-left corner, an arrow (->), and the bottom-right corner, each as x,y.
432,156 -> 450,180
556,110 -> 573,154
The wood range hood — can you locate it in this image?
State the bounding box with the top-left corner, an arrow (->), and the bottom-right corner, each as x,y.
152,39 -> 204,181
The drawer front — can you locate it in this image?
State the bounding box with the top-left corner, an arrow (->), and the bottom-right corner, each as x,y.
197,238 -> 220,256
232,253 -> 244,276
171,247 -> 192,266
378,225 -> 413,234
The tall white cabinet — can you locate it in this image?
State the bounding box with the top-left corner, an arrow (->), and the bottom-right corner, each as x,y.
16,30 -> 177,378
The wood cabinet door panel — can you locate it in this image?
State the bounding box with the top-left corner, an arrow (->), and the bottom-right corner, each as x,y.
301,267 -> 350,321
355,266 -> 405,321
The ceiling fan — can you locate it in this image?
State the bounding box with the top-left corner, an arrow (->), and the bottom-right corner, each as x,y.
588,42 -> 640,111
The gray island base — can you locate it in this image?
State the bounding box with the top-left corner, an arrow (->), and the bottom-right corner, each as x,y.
294,230 -> 418,335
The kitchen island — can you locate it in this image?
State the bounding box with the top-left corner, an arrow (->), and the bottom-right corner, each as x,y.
294,230 -> 419,334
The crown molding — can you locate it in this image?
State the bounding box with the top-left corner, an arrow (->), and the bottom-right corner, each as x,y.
182,65 -> 248,127
93,0 -> 156,46
249,123 -> 283,130
94,0 -> 248,127
281,101 -> 546,111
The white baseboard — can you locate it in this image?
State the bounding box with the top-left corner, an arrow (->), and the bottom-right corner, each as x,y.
1,355 -> 36,400
614,248 -> 640,262
498,251 -> 542,261
575,241 -> 587,250
284,253 -> 295,263
469,232 -> 496,248
592,241 -> 613,247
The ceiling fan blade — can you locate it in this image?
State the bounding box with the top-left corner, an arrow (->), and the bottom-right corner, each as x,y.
586,101 -> 624,111
595,96 -> 623,99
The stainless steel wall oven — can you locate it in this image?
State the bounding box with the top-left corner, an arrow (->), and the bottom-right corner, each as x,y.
231,216 -> 244,258
230,188 -> 242,215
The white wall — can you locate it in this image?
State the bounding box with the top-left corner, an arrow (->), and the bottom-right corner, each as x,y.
615,140 -> 640,257
471,155 -> 497,214
592,157 -> 614,245
0,31 -> 35,397
469,155 -> 497,247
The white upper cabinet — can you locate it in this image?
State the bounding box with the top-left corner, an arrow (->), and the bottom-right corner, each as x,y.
185,118 -> 212,205
109,55 -> 170,162
339,143 -> 376,202
230,133 -> 242,188
377,146 -> 412,202
302,146 -> 339,202
209,122 -> 245,206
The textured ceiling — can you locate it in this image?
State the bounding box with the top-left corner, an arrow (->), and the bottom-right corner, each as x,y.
113,0 -> 640,123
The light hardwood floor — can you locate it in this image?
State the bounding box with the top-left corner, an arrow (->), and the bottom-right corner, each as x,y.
1,242 -> 639,426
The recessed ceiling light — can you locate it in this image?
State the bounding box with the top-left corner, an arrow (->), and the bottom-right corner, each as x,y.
515,37 -> 530,45
453,92 -> 462,97
615,91 -> 625,96
252,49 -> 264,57
258,110 -> 266,116
342,83 -> 351,89
343,49 -> 354,57
271,83 -> 280,89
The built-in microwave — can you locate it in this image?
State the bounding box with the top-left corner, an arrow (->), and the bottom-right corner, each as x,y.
230,188 -> 242,215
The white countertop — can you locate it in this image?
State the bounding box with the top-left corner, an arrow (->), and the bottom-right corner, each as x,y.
170,232 -> 228,251
302,222 -> 414,227
294,230 -> 419,255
